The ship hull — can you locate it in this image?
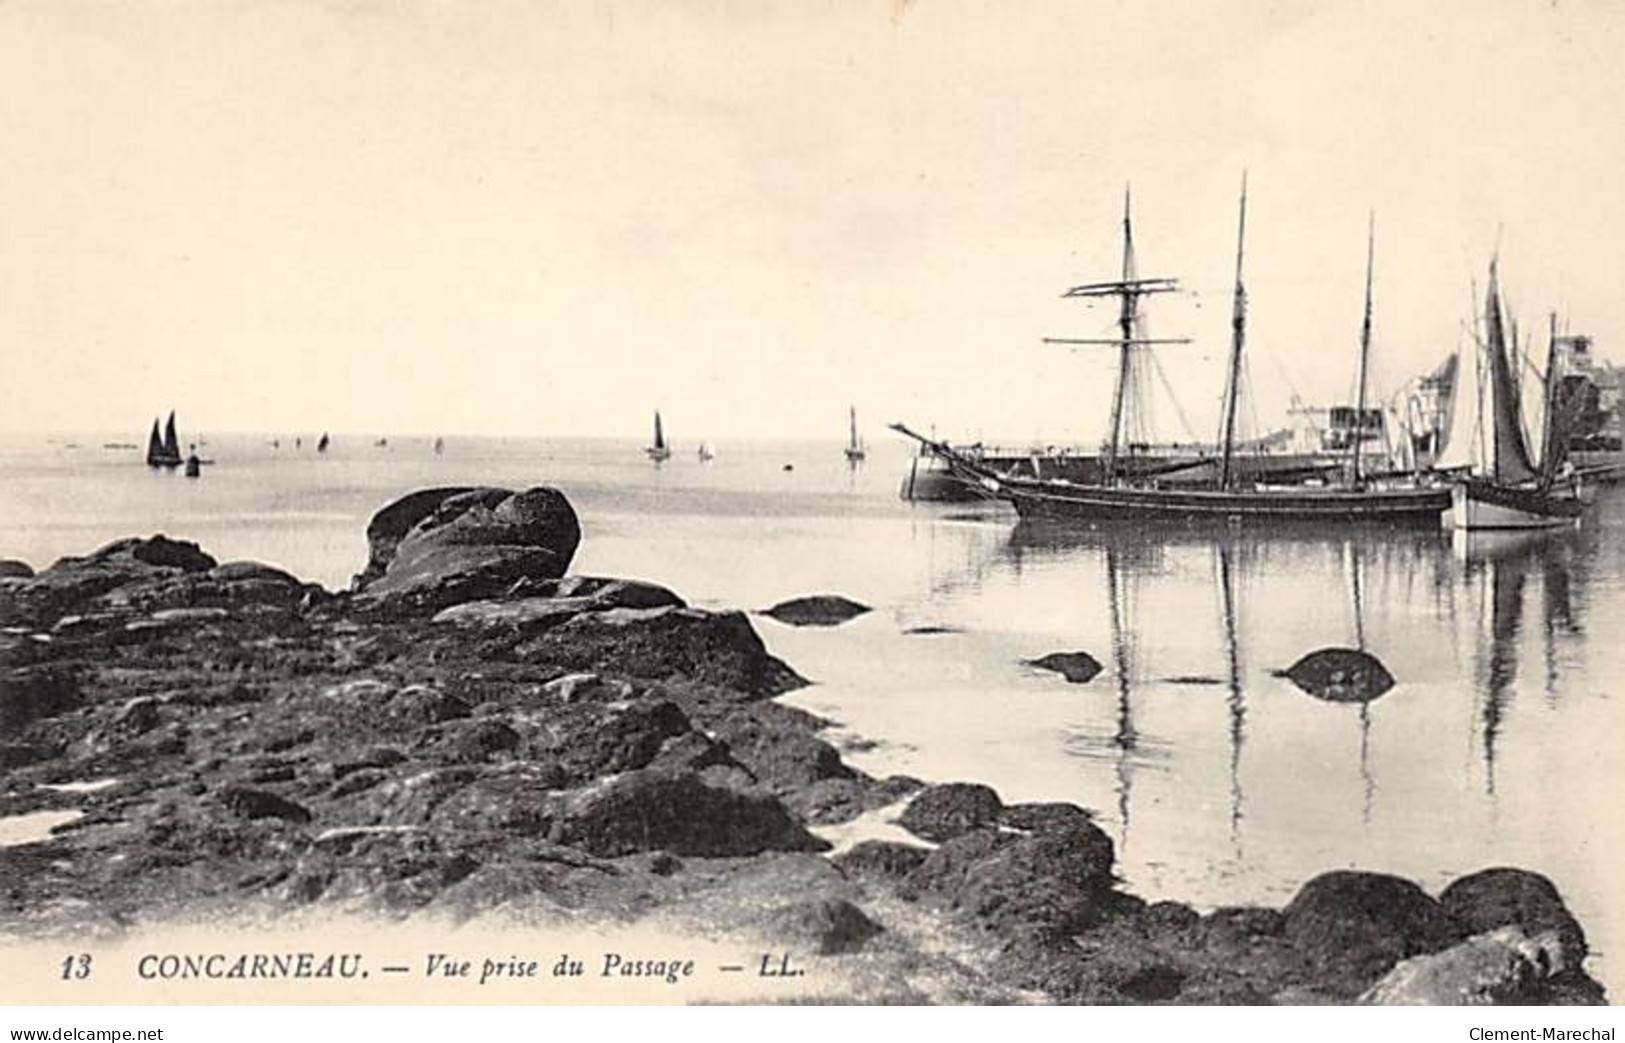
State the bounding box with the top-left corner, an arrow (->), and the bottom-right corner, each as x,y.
1002,478 -> 1449,524
1447,479 -> 1585,530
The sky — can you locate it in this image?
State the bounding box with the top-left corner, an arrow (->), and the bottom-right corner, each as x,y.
4,0 -> 1624,443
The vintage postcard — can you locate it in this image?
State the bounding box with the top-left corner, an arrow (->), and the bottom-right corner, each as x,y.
2,0 -> 1623,1026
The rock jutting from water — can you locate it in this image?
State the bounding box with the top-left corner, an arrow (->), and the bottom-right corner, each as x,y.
0,485 -> 1605,1004
760,595 -> 872,627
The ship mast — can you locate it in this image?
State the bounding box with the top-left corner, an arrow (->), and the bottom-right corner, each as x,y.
1350,212 -> 1375,484
1218,174 -> 1249,491
1044,187 -> 1186,485
1539,311 -> 1561,490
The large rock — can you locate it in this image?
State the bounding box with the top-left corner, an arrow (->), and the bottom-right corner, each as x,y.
898,783 -> 1004,842
911,821 -> 1120,938
0,560 -> 34,579
355,487 -> 581,612
1360,926 -> 1599,1005
761,595 -> 871,627
1439,868 -> 1588,965
523,606 -> 806,697
547,767 -> 825,858
1282,871 -> 1462,992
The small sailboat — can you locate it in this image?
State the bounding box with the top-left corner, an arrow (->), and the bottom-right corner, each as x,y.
697,441 -> 715,462
184,444 -> 201,478
1438,262 -> 1587,530
646,411 -> 671,462
145,411 -> 183,468
433,436 -> 445,455
844,406 -> 867,463
317,433 -> 330,453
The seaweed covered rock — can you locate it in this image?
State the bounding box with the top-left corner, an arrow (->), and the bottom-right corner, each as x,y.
523,606 -> 806,697
911,820 -> 1121,938
898,783 -> 1003,842
547,768 -> 826,858
1282,871 -> 1462,994
1439,868 -> 1588,965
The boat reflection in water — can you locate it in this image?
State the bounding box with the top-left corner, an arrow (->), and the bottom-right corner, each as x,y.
1450,528 -> 1585,797
993,515 -> 1592,904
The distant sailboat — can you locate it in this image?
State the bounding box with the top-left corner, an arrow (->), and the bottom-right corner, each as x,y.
697,441 -> 715,462
844,406 -> 867,463
145,411 -> 182,468
317,433 -> 330,453
646,411 -> 671,462
184,444 -> 201,478
1439,261 -> 1587,529
434,437 -> 445,455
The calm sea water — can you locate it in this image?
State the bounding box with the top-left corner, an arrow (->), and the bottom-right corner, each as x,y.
5,432 -> 1623,995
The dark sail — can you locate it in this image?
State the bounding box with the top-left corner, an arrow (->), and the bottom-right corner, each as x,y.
1484,267 -> 1540,484
145,419 -> 165,466
317,433 -> 330,453
162,411 -> 181,460
653,412 -> 665,450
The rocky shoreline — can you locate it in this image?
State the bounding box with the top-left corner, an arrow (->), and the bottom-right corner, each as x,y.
0,486 -> 1607,1004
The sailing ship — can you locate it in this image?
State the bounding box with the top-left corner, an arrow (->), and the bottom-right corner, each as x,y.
893,183 -> 1450,524
433,436 -> 445,455
646,411 -> 671,462
144,411 -> 183,468
317,433 -> 330,453
844,406 -> 867,463
696,441 -> 715,462
1436,262 -> 1587,530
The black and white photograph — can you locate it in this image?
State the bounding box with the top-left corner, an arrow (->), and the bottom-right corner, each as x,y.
2,0 -> 1624,1029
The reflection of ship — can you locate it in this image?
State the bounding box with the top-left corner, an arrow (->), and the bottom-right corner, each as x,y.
895,187 -> 1449,522
1454,527 -> 1582,795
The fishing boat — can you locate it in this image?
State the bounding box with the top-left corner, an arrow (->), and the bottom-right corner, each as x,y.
1436,263 -> 1587,530
893,184 -> 1449,524
145,411 -> 183,468
646,411 -> 671,462
697,441 -> 715,462
844,406 -> 867,463
317,433 -> 330,453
